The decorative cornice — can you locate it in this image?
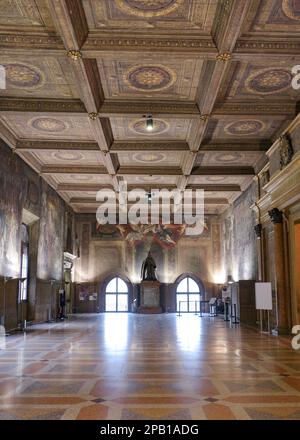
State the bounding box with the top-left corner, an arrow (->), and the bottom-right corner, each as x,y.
67,49 -> 82,60
268,208 -> 283,224
0,97 -> 86,113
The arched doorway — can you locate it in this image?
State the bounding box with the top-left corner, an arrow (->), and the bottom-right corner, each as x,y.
105,276 -> 129,312
176,275 -> 204,313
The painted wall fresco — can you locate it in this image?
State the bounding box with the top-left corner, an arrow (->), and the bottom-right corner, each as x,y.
0,141 -> 71,281
221,182 -> 258,282
37,182 -> 65,281
0,142 -> 27,277
75,215 -> 221,287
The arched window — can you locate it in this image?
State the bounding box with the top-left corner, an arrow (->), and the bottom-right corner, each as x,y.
176,276 -> 201,313
105,277 -> 129,312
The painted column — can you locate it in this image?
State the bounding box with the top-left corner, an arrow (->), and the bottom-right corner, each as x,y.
268,208 -> 289,334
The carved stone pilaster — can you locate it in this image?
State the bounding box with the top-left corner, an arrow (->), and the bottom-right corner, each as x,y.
254,223 -> 262,238
268,208 -> 283,224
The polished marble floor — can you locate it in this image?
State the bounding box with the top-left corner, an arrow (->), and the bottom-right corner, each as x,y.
0,313 -> 300,420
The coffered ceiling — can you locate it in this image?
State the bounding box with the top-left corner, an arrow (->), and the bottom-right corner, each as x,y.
0,0 -> 299,215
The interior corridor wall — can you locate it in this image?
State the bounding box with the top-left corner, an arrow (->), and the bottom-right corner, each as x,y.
0,140 -> 75,327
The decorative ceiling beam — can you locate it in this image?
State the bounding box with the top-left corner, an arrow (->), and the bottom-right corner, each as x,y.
1,32 -> 299,62
212,0 -> 251,52
57,183 -> 178,192
110,141 -> 189,152
199,141 -> 270,152
48,0 -> 88,49
68,197 -> 229,205
234,37 -> 300,59
184,0 -> 253,186
118,166 -> 182,176
41,165 -> 108,174
99,101 -> 200,118
0,121 -> 17,149
0,32 -> 64,54
57,183 -> 113,191
0,97 -> 86,113
82,34 -> 217,56
1,97 -> 293,119
187,184 -> 241,192
191,166 -> 255,175
49,0 -> 118,190
16,140 -> 99,151
214,101 -> 297,116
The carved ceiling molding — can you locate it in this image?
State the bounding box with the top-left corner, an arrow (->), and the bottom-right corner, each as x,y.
186,184 -> 241,192
192,166 -> 255,176
111,141 -> 189,151
41,165 -> 108,174
100,101 -> 200,117
0,98 -> 86,114
83,35 -> 217,54
118,166 -> 182,176
0,33 -> 64,50
199,142 -> 270,152
214,102 -> 296,116
16,140 -> 99,151
0,98 -> 295,118
235,38 -> 300,56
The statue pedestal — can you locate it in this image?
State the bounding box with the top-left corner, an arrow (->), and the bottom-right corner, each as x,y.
138,280 -> 162,314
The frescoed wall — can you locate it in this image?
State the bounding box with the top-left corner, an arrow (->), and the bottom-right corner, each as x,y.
221,182 -> 258,282
0,140 -> 74,327
38,182 -> 64,281
0,142 -> 27,277
74,214 -> 222,311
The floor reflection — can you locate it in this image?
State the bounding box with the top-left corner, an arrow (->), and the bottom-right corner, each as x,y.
0,313 -> 299,420
175,314 -> 203,351
104,313 -> 129,352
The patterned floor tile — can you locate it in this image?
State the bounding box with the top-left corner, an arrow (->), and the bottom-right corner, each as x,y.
0,314 -> 299,420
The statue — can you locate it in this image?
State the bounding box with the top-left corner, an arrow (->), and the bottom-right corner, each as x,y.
141,251 -> 157,281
